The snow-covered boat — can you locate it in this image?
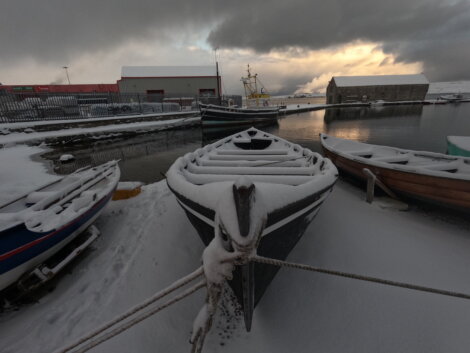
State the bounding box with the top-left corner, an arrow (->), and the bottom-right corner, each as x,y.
447,136 -> 470,157
199,103 -> 279,127
0,161 -> 120,292
321,134 -> 470,212
167,128 -> 337,330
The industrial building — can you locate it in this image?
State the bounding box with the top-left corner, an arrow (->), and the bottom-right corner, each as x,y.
117,66 -> 220,97
326,74 -> 429,104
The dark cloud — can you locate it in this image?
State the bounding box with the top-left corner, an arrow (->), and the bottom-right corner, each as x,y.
207,0 -> 470,81
1,0 -> 469,82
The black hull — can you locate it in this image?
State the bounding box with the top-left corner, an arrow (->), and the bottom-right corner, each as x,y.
175,187 -> 330,330
201,106 -> 279,127
183,204 -> 320,302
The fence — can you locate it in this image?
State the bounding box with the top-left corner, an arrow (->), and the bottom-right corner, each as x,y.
0,92 -> 242,123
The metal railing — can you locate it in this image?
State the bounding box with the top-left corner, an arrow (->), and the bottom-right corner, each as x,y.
0,92 -> 242,123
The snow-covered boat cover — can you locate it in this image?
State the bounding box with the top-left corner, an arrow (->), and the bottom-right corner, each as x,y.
167,128 -> 337,214
321,134 -> 470,180
0,161 -> 120,232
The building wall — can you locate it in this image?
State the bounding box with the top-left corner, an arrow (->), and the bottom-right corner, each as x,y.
327,80 -> 429,104
118,77 -> 220,96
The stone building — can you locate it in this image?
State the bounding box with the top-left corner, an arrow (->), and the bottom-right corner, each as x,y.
118,66 -> 220,97
326,74 -> 429,104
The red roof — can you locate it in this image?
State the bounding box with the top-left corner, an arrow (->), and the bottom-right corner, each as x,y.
1,83 -> 119,93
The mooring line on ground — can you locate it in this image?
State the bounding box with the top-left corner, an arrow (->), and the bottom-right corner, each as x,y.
56,266 -> 204,353
73,280 -> 206,353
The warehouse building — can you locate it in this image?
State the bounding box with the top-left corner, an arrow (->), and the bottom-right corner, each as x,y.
326,74 -> 429,104
117,66 -> 220,98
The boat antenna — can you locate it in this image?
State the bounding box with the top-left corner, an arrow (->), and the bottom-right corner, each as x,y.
215,48 -> 222,105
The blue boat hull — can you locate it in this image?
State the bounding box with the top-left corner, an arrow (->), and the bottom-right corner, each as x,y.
0,190 -> 114,291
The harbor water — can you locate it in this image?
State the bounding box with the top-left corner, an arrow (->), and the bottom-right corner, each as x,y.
42,103 -> 470,184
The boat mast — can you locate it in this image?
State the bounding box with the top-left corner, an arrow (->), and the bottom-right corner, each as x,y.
215,48 -> 222,105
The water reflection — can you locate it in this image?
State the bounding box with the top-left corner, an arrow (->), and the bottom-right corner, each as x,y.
42,128 -> 203,183
324,104 -> 423,123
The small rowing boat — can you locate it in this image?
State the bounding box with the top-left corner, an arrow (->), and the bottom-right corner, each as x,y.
0,161 -> 120,292
199,103 -> 279,127
167,128 -> 337,330
320,134 -> 470,212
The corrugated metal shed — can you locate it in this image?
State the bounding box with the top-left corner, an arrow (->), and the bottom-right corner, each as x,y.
333,74 -> 429,87
121,66 -> 216,78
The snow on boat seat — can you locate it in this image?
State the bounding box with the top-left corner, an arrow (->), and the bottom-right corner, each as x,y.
216,149 -> 289,155
171,128 -> 334,187
197,159 -> 305,168
25,191 -> 60,206
208,154 -> 299,161
72,192 -> 96,212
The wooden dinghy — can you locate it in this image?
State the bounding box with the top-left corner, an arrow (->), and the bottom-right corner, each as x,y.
0,161 -> 120,292
167,128 -> 337,330
320,133 -> 470,212
199,103 -> 279,127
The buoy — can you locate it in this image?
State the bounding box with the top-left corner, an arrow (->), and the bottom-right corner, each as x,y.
113,181 -> 143,200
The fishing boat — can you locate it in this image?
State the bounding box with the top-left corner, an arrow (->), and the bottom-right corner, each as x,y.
320,134 -> 470,212
199,103 -> 279,127
199,65 -> 279,127
0,161 -> 120,292
166,128 -> 337,330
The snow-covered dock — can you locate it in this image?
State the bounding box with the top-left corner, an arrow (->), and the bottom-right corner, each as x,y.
0,115 -> 200,146
1,145 -> 470,352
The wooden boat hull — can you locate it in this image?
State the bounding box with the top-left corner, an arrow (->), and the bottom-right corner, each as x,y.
322,145 -> 470,212
200,104 -> 279,127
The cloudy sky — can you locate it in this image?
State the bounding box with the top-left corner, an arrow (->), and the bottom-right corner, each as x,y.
1,0 -> 469,95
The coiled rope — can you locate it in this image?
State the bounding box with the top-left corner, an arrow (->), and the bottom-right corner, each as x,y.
251,255 -> 470,300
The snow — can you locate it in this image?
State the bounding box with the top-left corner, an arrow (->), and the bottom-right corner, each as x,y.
333,74 -> 429,87
428,81 -> 470,94
0,111 -> 197,130
448,136 -> 470,151
0,145 -> 60,206
116,182 -> 143,191
321,133 -> 470,180
0,117 -> 201,145
2,177 -> 470,352
121,66 -> 216,78
60,154 -> 75,162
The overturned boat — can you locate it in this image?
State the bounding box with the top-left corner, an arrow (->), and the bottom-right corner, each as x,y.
321,134 -> 470,212
0,161 -> 120,292
166,128 -> 337,330
199,103 -> 279,127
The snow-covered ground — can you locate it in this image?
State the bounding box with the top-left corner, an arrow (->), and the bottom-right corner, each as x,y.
0,145 -> 59,205
1,143 -> 470,352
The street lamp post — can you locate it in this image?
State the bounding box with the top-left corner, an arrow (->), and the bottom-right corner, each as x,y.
63,66 -> 71,84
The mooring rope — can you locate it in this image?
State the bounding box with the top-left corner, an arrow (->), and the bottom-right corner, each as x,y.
252,255 -> 470,300
56,266 -> 204,353
73,280 -> 206,353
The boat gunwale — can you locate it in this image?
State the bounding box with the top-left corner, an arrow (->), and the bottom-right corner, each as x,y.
320,133 -> 470,182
